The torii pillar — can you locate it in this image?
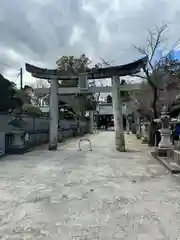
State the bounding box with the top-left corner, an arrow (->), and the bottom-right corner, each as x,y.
111,76 -> 125,152
49,79 -> 59,150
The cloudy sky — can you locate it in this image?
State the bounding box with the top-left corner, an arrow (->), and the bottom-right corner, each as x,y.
0,0 -> 180,86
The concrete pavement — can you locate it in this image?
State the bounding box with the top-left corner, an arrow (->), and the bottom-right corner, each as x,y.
0,131 -> 180,239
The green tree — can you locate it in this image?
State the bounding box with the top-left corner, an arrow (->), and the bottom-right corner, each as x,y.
15,85 -> 32,105
56,54 -> 101,119
56,54 -> 92,87
0,73 -> 22,112
22,104 -> 42,117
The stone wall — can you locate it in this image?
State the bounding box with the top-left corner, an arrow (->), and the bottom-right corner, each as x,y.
0,114 -> 89,155
0,114 -> 88,133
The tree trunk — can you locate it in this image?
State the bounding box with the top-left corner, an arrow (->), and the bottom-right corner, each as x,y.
152,88 -> 158,119
142,68 -> 159,146
148,121 -> 155,146
147,87 -> 158,146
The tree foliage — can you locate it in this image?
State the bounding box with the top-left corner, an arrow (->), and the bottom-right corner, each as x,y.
56,54 -> 92,72
21,104 -> 42,117
0,73 -> 47,118
15,85 -> 33,105
56,54 -> 93,87
0,74 -> 22,112
56,53 -> 102,86
56,54 -> 100,117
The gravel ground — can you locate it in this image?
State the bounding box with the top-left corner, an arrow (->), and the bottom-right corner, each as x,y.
0,132 -> 180,239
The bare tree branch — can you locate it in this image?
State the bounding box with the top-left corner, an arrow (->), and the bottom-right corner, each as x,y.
100,56 -> 113,67
133,45 -> 148,57
148,24 -> 168,63
133,45 -> 154,70
133,24 -> 168,72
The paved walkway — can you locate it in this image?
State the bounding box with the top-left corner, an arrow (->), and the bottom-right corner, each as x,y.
0,132 -> 180,239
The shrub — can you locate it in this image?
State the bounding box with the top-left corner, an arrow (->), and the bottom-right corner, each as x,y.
22,104 -> 42,117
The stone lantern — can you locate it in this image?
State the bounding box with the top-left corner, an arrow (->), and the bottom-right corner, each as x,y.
158,105 -> 172,153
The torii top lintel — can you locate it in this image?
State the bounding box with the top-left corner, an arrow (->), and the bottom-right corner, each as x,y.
25,56 -> 148,80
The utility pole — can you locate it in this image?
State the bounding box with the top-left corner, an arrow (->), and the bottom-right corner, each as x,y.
111,76 -> 125,152
20,67 -> 23,90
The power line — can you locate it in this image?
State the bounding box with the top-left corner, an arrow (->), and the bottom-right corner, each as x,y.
11,73 -> 20,83
0,62 -> 24,90
0,61 -> 23,89
0,60 -> 19,70
0,61 -> 14,69
10,69 -> 23,88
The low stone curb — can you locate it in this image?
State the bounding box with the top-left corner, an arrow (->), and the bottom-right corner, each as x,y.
151,151 -> 180,174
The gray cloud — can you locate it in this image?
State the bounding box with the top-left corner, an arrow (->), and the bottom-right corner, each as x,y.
0,0 -> 47,60
0,0 -> 180,80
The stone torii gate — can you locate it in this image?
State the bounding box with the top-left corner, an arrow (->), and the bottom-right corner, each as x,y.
25,56 -> 147,151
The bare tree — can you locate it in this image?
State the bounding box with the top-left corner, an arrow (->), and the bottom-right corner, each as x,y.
130,24 -> 180,146
133,24 -> 180,118
100,24 -> 180,146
